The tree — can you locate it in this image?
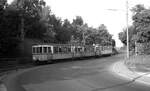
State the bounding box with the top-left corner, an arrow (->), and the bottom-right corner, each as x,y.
84,24 -> 113,46
86,29 -> 100,45
119,26 -> 137,45
70,16 -> 85,44
131,4 -> 150,43
39,6 -> 56,41
96,24 -> 112,45
0,0 -> 7,21
0,0 -> 49,57
62,19 -> 72,43
119,4 -> 150,50
111,39 -> 116,47
72,16 -> 84,26
118,25 -> 139,50
0,5 -> 21,57
131,4 -> 145,14
10,0 -> 48,39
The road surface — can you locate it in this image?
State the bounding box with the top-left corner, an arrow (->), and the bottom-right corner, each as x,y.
19,54 -> 150,91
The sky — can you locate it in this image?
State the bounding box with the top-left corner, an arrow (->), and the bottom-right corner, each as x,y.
8,0 -> 150,47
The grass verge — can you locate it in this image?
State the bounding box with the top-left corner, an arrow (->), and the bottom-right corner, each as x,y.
126,55 -> 150,72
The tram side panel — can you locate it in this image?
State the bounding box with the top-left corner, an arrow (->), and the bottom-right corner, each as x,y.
94,46 -> 101,56
101,46 -> 113,55
72,46 -> 85,58
52,45 -> 72,60
84,45 -> 96,57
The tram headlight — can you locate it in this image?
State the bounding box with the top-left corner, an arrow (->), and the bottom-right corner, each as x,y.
33,56 -> 36,60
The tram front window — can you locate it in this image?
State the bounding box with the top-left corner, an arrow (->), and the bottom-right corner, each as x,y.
32,47 -> 36,54
37,47 -> 42,54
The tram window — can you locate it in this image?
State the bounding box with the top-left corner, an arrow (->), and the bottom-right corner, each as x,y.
54,47 -> 59,53
39,47 -> 42,53
59,47 -> 62,53
43,47 -> 47,53
84,48 -> 87,52
71,47 -> 75,52
78,48 -> 81,52
62,47 -> 67,53
75,48 -> 78,52
77,48 -> 80,52
61,47 -> 64,53
65,47 -> 69,53
32,47 -> 36,53
68,48 -> 71,52
48,47 -> 51,53
65,47 -> 67,53
37,47 -> 40,53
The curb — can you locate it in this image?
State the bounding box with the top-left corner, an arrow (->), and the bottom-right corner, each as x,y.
111,61 -> 150,86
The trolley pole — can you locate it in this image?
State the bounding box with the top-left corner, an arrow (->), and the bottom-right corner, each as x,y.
126,0 -> 129,59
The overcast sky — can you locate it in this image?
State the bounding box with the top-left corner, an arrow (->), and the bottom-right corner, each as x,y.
8,0 -> 150,47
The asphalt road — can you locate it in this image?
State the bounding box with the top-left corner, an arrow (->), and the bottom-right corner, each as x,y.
19,53 -> 150,91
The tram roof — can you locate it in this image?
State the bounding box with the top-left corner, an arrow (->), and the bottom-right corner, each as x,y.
32,43 -> 86,47
32,43 -> 111,47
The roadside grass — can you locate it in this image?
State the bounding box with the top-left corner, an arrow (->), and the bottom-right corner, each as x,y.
126,54 -> 150,72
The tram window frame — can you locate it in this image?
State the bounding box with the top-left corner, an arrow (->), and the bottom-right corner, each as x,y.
78,48 -> 81,52
75,47 -> 78,52
54,46 -> 59,53
62,47 -> 67,53
48,47 -> 51,53
32,47 -> 36,54
58,47 -> 62,53
37,47 -> 40,53
43,47 -> 48,53
39,47 -> 42,53
84,47 -> 87,52
68,47 -> 71,53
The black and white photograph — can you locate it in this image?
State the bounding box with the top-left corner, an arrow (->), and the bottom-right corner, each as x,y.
1,0 -> 150,91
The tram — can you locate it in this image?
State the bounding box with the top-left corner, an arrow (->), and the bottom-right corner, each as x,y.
32,44 -> 113,63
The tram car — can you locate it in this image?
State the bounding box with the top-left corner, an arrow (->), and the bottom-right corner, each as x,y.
32,44 -> 113,63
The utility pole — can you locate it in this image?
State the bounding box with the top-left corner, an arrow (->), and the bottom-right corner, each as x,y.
126,0 -> 129,59
106,1 -> 129,59
18,0 -> 25,57
20,0 -> 24,41
82,30 -> 85,45
21,14 -> 24,41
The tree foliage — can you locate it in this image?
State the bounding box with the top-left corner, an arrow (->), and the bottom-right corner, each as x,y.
119,4 -> 150,51
72,16 -> 84,26
0,0 -> 48,57
0,0 -> 114,57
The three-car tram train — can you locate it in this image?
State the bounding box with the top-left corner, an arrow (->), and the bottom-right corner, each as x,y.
32,44 -> 113,63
